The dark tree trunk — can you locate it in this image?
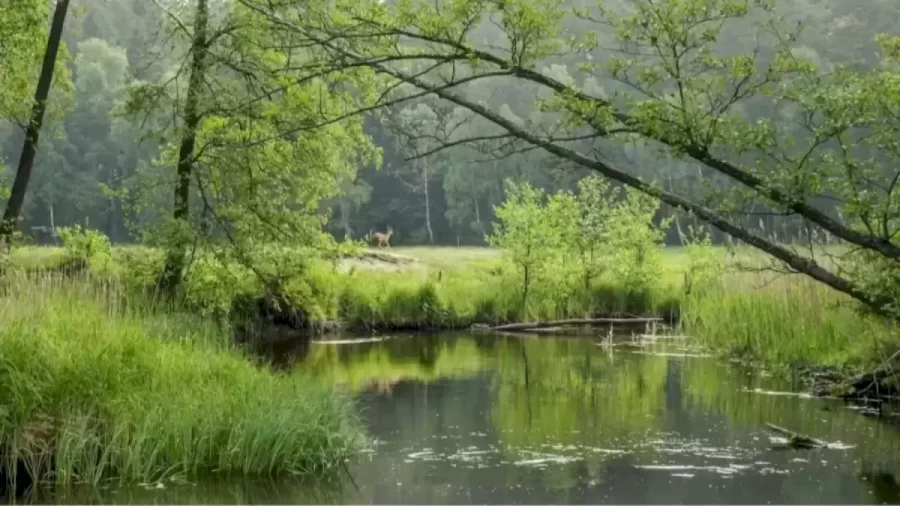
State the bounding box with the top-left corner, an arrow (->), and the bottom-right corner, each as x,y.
0,0 -> 71,242
158,0 -> 210,294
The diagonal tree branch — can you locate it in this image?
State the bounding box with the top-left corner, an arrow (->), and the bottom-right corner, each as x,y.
323,18 -> 900,260
286,28 -> 891,316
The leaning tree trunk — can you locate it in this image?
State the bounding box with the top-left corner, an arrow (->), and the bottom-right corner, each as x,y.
158,0 -> 210,294
0,0 -> 71,243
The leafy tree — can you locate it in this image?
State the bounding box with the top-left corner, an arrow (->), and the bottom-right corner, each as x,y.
327,176 -> 373,240
249,0 -> 900,320
123,0 -> 381,295
443,156 -> 490,243
0,0 -> 48,120
390,102 -> 451,244
571,175 -> 613,293
25,38 -> 134,236
603,187 -> 671,300
489,181 -> 558,317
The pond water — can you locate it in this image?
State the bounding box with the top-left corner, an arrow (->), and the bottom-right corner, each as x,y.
27,333 -> 900,504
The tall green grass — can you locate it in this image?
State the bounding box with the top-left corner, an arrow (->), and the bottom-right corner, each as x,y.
0,272 -> 360,487
339,246 -> 897,370
680,271 -> 897,369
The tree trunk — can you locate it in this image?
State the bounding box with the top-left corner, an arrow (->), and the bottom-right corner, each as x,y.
474,193 -> 481,224
106,169 -> 117,241
0,0 -> 70,242
339,195 -> 352,240
158,0 -> 209,294
48,198 -> 57,244
423,164 -> 434,244
521,264 -> 530,318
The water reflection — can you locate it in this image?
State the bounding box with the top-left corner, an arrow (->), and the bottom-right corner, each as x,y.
27,473 -> 353,504
318,334 -> 900,504
16,333 -> 900,504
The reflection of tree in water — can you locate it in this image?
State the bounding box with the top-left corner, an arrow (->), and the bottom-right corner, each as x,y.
472,334 -> 500,353
417,338 -> 439,370
860,464 -> 900,504
298,336 -> 491,391
490,338 -> 670,450
245,335 -> 311,370
282,335 -> 900,503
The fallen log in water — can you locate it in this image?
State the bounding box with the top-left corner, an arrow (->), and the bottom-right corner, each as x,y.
313,336 -> 391,345
839,350 -> 900,398
482,317 -> 663,333
764,423 -> 827,449
812,350 -> 900,400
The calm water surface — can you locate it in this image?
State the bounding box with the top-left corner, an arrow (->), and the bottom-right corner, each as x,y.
37,334 -> 900,503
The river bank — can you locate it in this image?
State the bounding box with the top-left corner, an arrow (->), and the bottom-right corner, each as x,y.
0,271 -> 360,496
0,241 -> 898,501
6,244 -> 897,370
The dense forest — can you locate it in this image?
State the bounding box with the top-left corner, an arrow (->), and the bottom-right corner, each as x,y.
3,0 -> 898,248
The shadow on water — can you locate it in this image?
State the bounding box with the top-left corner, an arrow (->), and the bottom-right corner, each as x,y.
11,332 -> 900,504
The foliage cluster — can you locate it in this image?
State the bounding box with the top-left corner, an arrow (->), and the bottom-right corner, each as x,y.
489,176 -> 672,319
56,224 -> 112,272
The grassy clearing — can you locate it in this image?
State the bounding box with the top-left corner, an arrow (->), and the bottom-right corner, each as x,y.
0,271 -> 360,487
333,245 -> 685,328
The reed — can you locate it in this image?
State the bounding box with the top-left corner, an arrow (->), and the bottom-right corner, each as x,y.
679,270 -> 894,369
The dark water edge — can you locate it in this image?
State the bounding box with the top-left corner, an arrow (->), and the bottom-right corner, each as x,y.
12,333 -> 900,504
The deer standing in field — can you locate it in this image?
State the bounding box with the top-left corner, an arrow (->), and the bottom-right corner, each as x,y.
372,226 -> 393,249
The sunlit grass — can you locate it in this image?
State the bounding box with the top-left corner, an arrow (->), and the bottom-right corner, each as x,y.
0,271 -> 360,486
